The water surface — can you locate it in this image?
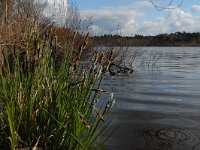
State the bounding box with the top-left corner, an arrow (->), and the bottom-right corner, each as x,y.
102,47 -> 200,150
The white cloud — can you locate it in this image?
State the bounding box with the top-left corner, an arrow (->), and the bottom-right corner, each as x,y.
139,17 -> 168,35
80,3 -> 200,36
132,0 -> 154,9
80,2 -> 146,35
191,5 -> 200,12
138,8 -> 200,35
88,25 -> 103,34
46,0 -> 67,6
42,0 -> 68,24
40,1 -> 200,35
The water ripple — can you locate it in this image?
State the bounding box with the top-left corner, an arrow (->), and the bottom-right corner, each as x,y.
102,47 -> 200,150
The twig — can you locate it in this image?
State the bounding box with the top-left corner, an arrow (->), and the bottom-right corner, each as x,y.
149,0 -> 183,11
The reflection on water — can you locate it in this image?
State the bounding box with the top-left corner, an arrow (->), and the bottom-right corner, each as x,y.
101,47 -> 200,150
131,127 -> 200,150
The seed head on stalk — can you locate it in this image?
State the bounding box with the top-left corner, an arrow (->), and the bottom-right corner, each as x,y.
105,92 -> 115,111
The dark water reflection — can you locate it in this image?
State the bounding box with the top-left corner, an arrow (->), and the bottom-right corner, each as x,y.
101,47 -> 200,150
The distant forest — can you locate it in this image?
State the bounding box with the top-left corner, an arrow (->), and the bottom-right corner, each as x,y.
91,32 -> 200,47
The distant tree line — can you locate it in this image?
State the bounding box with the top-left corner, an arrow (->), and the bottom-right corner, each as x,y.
91,32 -> 200,47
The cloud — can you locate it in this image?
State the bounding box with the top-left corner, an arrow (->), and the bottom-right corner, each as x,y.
138,8 -> 200,35
80,2 -> 200,36
41,0 -> 68,24
190,5 -> 200,12
46,0 -> 67,5
80,2 -> 147,35
41,1 -> 200,35
132,0 -> 154,10
138,17 -> 168,35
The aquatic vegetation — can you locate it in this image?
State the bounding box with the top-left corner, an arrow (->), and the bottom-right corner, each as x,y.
0,0 -> 116,149
0,29 -> 116,149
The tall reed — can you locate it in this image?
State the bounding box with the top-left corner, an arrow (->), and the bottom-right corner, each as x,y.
0,23 -> 115,150
0,1 -> 116,149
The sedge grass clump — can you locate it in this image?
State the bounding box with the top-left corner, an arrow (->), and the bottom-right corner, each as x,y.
0,27 -> 115,149
0,1 -> 116,149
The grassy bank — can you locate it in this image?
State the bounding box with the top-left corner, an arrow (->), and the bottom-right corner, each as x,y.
0,33 -> 114,150
0,0 -> 114,149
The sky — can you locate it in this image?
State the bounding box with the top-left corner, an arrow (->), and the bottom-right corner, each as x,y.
47,0 -> 200,36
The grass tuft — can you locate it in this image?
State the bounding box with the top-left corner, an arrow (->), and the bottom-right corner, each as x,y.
0,28 -> 115,149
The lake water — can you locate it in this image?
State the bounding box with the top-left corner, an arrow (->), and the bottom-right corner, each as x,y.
101,47 -> 200,150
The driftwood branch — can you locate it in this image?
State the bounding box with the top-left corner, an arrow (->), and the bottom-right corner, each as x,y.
109,63 -> 134,75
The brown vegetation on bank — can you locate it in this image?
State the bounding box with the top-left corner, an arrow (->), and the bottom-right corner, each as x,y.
0,1 -> 116,149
